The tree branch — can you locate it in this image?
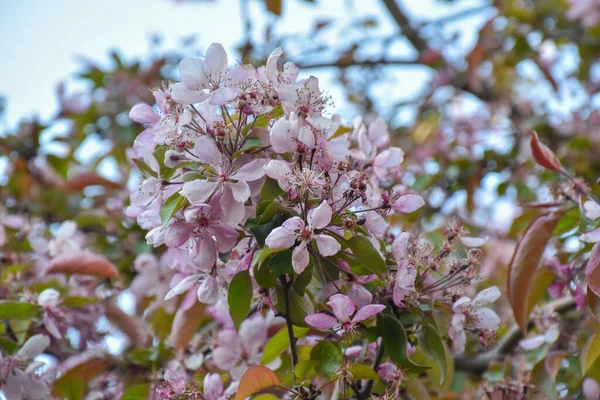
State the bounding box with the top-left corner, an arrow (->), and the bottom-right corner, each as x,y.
453,297 -> 577,374
279,276 -> 299,381
294,57 -> 427,70
381,0 -> 429,52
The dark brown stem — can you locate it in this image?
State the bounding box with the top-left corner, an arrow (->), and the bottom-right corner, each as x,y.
381,0 -> 429,52
279,276 -> 299,381
358,344 -> 385,400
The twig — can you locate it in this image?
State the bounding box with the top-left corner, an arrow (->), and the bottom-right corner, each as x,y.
279,276 -> 299,384
358,344 -> 385,400
381,0 -> 429,52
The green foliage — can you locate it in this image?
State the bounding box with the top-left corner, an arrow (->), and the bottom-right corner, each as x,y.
228,270 -> 253,330
378,313 -> 428,373
310,341 -> 343,378
0,302 -> 41,320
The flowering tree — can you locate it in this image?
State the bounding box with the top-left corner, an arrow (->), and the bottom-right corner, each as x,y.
3,0 -> 600,399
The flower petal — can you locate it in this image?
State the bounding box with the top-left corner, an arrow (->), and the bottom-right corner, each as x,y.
351,304 -> 386,323
15,334 -> 50,360
227,180 -> 250,203
129,104 -> 159,124
204,43 -> 228,79
165,275 -> 200,300
307,201 -> 332,230
473,308 -> 500,331
292,241 -> 310,274
265,226 -> 298,249
327,294 -> 355,322
193,136 -> 221,166
181,180 -> 218,204
460,235 -> 489,247
392,194 -> 425,214
472,286 -> 501,307
314,234 -> 341,257
165,220 -> 191,248
305,313 -> 338,330
171,82 -> 209,105
232,159 -> 267,182
581,227 -> 600,243
264,160 -> 291,181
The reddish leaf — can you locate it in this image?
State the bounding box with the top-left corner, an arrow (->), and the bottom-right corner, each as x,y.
586,242 -> 600,297
264,0 -> 282,16
46,250 -> 120,279
63,172 -> 121,191
235,365 -> 281,400
104,301 -> 146,347
530,131 -> 563,173
588,287 -> 600,321
52,353 -> 111,397
507,211 -> 563,333
169,296 -> 205,353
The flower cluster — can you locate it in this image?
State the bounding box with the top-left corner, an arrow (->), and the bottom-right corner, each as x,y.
123,43 -> 504,397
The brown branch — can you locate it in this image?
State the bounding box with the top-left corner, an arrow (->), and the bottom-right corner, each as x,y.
293,57 -> 427,70
454,297 -> 577,374
381,0 -> 429,52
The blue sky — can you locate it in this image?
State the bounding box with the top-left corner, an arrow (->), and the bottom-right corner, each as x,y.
0,0 -> 490,130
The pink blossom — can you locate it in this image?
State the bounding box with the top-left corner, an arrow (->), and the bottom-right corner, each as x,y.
165,193 -> 238,269
171,43 -> 241,105
269,112 -> 315,154
181,139 -> 266,226
583,378 -> 600,400
305,294 -> 385,336
0,334 -> 52,400
37,288 -> 64,338
265,201 -> 340,273
212,312 -> 282,380
448,287 -> 501,354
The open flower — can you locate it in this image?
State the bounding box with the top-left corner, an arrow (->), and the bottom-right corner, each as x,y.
0,334 -> 53,400
448,287 -> 501,354
305,294 -> 385,336
265,201 -> 340,273
171,43 -> 240,105
37,288 -> 65,338
166,193 -> 238,269
181,136 -> 266,226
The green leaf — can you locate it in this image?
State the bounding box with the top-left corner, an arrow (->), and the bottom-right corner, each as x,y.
292,263 -> 313,295
261,326 -> 310,364
0,337 -> 18,354
250,214 -> 284,247
421,323 -> 448,384
53,376 -> 85,400
328,125 -> 352,140
132,158 -> 157,177
62,296 -> 97,308
159,192 -> 186,228
254,257 -> 277,289
0,302 -> 41,320
228,270 -> 253,330
348,364 -> 380,380
581,332 -> 600,374
347,235 -> 387,277
310,341 -> 343,378
295,360 -> 318,379
121,383 -> 150,399
260,177 -> 285,202
268,250 -> 294,276
273,285 -> 314,327
378,313 -> 428,373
